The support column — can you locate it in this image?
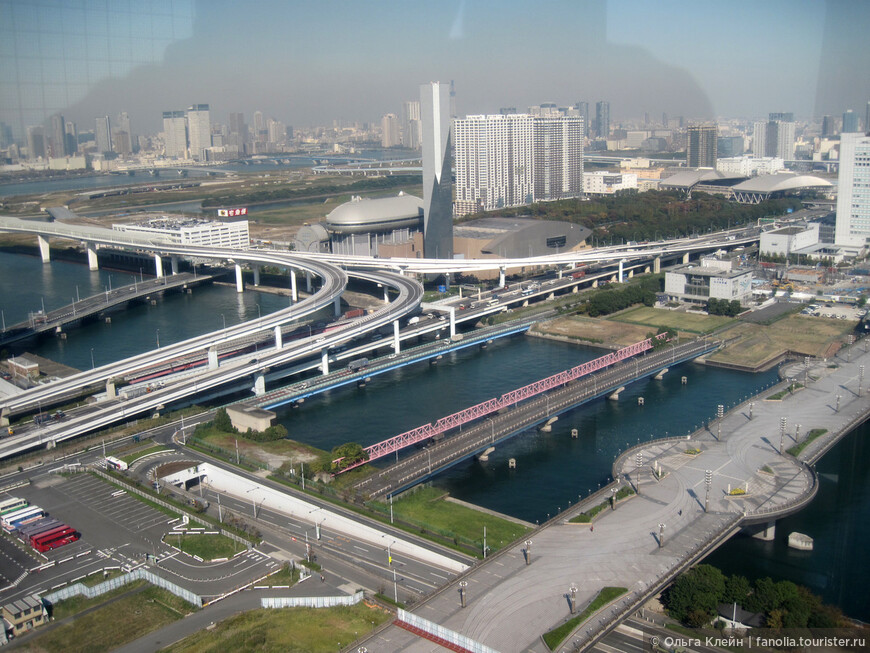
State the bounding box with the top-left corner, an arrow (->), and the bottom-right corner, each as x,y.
274,325 -> 283,350
333,296 -> 341,317
653,256 -> 661,274
37,235 -> 51,263
305,271 -> 312,293
393,320 -> 401,353
235,264 -> 244,293
618,259 -> 625,283
170,255 -> 179,275
498,266 -> 506,288
682,252 -> 690,264
383,286 -> 390,304
253,374 -> 266,396
449,308 -> 456,337
86,244 -> 99,271
253,265 -> 261,287
321,349 -> 329,375
207,347 -> 219,370
752,521 -> 776,541
154,254 -> 164,278
290,269 -> 298,302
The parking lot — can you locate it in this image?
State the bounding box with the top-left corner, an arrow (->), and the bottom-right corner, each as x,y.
0,471 -> 278,603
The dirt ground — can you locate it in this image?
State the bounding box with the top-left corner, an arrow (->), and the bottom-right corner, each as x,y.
532,315 -> 653,348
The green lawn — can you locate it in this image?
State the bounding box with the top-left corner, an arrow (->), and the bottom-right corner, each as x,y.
612,306 -> 734,334
542,587 -> 627,650
168,533 -> 244,560
262,564 -> 300,586
386,487 -> 532,555
787,428 -> 828,458
29,585 -> 195,653
165,603 -> 391,653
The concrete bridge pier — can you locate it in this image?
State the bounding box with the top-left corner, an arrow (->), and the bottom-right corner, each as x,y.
608,386 -> 625,401
682,252 -> 690,264
171,255 -> 180,275
333,295 -> 341,317
290,269 -> 298,302
393,319 -> 401,353
208,347 -> 219,370
618,259 -> 624,283
155,254 -> 164,278
498,266 -> 506,288
749,521 -> 776,541
235,264 -> 244,293
592,280 -> 598,288
87,244 -> 99,271
253,374 -> 266,396
274,325 -> 283,350
0,408 -> 9,427
37,235 -> 51,263
655,368 -> 669,380
253,265 -> 261,286
654,257 -> 661,273
383,285 -> 390,304
105,380 -> 116,398
449,308 -> 456,337
305,271 -> 312,293
321,348 -> 330,375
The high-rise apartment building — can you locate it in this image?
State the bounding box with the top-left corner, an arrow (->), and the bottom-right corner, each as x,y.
162,110 -> 187,158
253,111 -> 266,143
401,100 -> 421,149
113,111 -> 132,156
595,101 -> 610,139
50,114 -> 67,157
420,82 -> 453,259
26,125 -> 44,160
453,113 -> 583,214
576,102 -> 590,137
381,113 -> 400,148
752,114 -> 795,159
842,109 -> 860,133
687,124 -> 718,167
64,120 -> 78,155
834,132 -> 870,251
822,115 -> 836,138
228,112 -> 248,153
186,104 -> 211,161
95,116 -> 112,155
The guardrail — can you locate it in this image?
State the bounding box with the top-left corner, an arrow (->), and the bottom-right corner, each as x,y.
397,608 -> 499,653
41,567 -> 202,608
262,591 -> 364,609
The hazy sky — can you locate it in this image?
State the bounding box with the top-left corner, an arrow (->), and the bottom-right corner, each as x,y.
1,0 -> 868,139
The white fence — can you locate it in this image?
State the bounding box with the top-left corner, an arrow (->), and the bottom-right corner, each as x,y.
397,609 -> 500,653
41,568 -> 202,608
261,591 -> 364,609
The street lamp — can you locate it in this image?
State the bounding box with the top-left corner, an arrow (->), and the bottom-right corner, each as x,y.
635,452 -> 643,495
610,487 -> 617,510
524,539 -> 532,565
221,313 -> 226,330
704,470 -> 712,513
156,328 -> 160,349
90,348 -> 95,370
716,404 -> 724,440
569,584 -> 578,614
459,580 -> 468,608
779,417 -> 787,455
658,522 -> 665,548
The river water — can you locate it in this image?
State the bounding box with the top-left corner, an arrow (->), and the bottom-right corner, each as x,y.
0,251 -> 867,620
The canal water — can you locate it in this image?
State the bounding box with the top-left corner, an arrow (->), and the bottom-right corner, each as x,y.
1,251 -> 867,620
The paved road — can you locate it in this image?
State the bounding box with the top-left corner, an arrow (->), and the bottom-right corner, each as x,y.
356,339 -> 870,652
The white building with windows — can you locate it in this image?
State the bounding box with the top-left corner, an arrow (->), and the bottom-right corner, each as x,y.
113,217 -> 250,249
716,156 -> 784,177
582,171 -> 638,195
664,258 -> 753,306
186,104 -> 211,161
834,132 -> 870,253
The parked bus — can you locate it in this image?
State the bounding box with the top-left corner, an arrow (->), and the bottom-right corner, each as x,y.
18,518 -> 61,542
2,506 -> 44,532
0,497 -> 27,516
32,526 -> 79,553
104,456 -> 128,471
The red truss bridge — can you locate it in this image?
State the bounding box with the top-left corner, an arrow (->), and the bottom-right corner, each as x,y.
333,334 -> 667,473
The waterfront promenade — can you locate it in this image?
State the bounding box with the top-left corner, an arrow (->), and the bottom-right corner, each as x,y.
360,338 -> 870,653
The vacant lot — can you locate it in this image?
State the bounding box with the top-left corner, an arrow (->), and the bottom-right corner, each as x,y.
708,315 -> 855,369
166,603 -> 391,653
193,425 -> 325,469
532,316 -> 652,348
611,306 -> 735,334
167,532 -> 243,560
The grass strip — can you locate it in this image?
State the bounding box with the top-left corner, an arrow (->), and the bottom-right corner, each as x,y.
166,533 -> 243,560
542,587 -> 627,650
786,428 -> 828,457
119,444 -> 171,465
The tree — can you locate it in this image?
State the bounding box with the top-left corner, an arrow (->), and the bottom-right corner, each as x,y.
213,408 -> 236,433
331,442 -> 369,470
723,575 -> 751,604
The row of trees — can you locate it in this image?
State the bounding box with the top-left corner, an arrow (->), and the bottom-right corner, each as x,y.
583,276 -> 661,317
202,174 -> 418,207
664,564 -> 847,629
209,407 -> 289,442
706,298 -> 743,316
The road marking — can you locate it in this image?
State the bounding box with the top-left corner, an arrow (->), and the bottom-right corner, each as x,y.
429,571 -> 448,580
353,545 -> 368,553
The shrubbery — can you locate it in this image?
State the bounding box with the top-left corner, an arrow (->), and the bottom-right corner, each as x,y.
707,298 -> 742,316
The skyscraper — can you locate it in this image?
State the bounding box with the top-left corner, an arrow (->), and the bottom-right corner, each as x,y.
50,114 -> 67,157
162,110 -> 187,158
228,112 -> 248,153
865,102 -> 870,133
26,125 -> 44,160
834,132 -> 870,251
113,111 -> 132,156
687,124 -> 718,167
752,114 -> 795,159
64,120 -> 78,155
420,82 -> 453,260
186,104 -> 211,161
842,109 -> 860,133
95,116 -> 112,155
576,102 -> 590,137
595,101 -> 610,139
401,100 -> 421,149
533,116 -> 584,201
380,113 -> 400,148
822,115 -> 836,138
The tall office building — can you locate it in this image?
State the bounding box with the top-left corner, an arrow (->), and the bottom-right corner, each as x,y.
95,115 -> 112,155
162,110 -> 187,158
50,114 -> 67,157
186,104 -> 211,161
113,111 -> 132,156
865,102 -> 870,133
420,82 -> 453,260
842,109 -> 860,133
453,114 -> 583,214
576,102 -> 590,137
595,101 -> 610,139
752,115 -> 795,159
687,124 -> 718,167
834,132 -> 870,251
228,112 -> 248,152
401,100 -> 421,149
253,111 -> 266,143
822,115 -> 836,138
380,113 -> 400,148
64,120 -> 78,155
26,125 -> 44,160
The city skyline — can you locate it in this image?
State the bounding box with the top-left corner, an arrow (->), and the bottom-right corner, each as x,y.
1,0 -> 869,141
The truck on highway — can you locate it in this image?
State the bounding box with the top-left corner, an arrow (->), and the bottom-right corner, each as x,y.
407,316 -> 420,325
347,358 -> 369,372
343,308 -> 366,319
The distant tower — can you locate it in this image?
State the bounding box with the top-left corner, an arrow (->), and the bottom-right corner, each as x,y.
842,109 -> 860,133
822,115 -> 836,138
687,124 -> 718,168
835,132 -> 870,251
576,102 -> 590,136
380,113 -> 400,148
449,79 -> 457,119
186,104 -> 211,161
162,111 -> 187,159
95,116 -> 113,155
50,114 -> 67,157
865,101 -> 870,133
595,101 -> 610,139
420,82 -> 453,260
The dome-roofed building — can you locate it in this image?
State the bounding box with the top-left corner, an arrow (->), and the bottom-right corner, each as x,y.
730,173 -> 833,204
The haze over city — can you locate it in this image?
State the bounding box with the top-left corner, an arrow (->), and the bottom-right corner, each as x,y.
2,0 -> 869,137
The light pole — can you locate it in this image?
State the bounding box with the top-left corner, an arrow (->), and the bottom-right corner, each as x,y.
569,584 -> 578,614
779,417 -> 787,455
716,404 -> 724,440
704,469 -> 712,513
221,313 -> 226,330
658,522 -> 665,548
524,539 -> 532,565
156,328 -> 160,349
610,487 -> 617,510
860,365 -> 865,396
459,580 -> 468,608
90,348 -> 95,370
635,452 -> 643,494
